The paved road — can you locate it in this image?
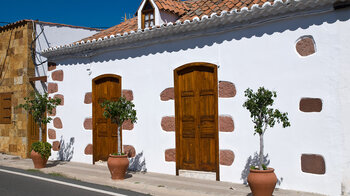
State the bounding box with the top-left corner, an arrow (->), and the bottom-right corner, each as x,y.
0,166 -> 150,196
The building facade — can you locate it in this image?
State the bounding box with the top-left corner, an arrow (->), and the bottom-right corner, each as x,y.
42,0 -> 350,195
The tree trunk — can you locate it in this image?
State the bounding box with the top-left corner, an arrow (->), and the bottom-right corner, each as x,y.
117,125 -> 122,154
38,121 -> 42,142
259,133 -> 264,170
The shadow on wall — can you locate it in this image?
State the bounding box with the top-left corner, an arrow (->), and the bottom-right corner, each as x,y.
241,152 -> 283,186
128,151 -> 147,172
55,8 -> 350,65
57,136 -> 75,161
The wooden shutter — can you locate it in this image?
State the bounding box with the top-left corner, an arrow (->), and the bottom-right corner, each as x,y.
0,93 -> 12,124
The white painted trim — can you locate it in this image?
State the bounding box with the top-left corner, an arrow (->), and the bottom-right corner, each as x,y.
0,168 -> 127,196
137,0 -> 161,29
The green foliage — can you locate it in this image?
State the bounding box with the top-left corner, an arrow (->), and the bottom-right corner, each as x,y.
100,97 -> 137,125
17,92 -> 61,126
31,141 -> 52,159
243,87 -> 290,135
250,164 -> 267,170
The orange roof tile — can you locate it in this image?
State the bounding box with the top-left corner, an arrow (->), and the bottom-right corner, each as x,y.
81,17 -> 138,42
154,0 -> 189,16
179,0 -> 286,21
80,0 -> 287,42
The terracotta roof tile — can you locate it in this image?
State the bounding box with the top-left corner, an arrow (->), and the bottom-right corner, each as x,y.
154,0 -> 189,15
81,17 -> 138,42
80,0 -> 287,42
179,0 -> 287,20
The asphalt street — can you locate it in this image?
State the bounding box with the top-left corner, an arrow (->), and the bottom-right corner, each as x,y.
0,166 -> 150,196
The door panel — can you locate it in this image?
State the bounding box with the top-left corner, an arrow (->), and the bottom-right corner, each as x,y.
27,114 -> 46,157
174,63 -> 219,179
93,75 -> 121,163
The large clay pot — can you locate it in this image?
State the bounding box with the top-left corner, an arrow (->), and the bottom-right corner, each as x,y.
30,150 -> 48,169
247,168 -> 277,196
107,154 -> 129,180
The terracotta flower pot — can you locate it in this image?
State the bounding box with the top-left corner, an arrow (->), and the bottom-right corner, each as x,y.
30,150 -> 48,169
107,154 -> 129,180
247,168 -> 277,196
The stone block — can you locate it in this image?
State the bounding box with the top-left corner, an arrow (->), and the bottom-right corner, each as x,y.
14,31 -> 23,39
53,117 -> 62,129
52,70 -> 63,81
301,154 -> 325,174
165,148 -> 176,162
48,129 -> 56,140
122,120 -> 134,130
84,92 -> 92,104
48,83 -> 58,94
9,144 -> 17,152
84,118 -> 92,130
161,116 -> 175,132
300,98 -> 322,112
160,88 -> 174,101
84,144 -> 93,155
52,141 -> 60,151
219,81 -> 236,98
296,36 -> 316,57
219,116 -> 234,132
122,90 -> 134,101
16,129 -> 26,137
220,150 -> 234,166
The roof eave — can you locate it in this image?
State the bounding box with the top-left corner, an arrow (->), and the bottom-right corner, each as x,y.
41,0 -> 338,58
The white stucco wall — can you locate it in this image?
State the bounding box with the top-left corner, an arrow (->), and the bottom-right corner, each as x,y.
33,23 -> 99,93
48,7 -> 350,196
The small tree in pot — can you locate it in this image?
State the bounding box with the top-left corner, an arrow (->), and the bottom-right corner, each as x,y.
243,87 -> 290,196
101,96 -> 137,180
18,92 -> 61,168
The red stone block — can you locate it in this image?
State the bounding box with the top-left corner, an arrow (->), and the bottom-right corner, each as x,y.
161,116 -> 175,132
160,87 -> 174,101
165,149 -> 176,162
220,150 -> 235,166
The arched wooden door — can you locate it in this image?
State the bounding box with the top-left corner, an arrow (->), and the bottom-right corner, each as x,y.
92,74 -> 121,163
174,63 -> 219,180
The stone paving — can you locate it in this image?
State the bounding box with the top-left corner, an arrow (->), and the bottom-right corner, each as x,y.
0,153 -> 324,196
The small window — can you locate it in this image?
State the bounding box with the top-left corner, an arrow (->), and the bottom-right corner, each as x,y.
142,0 -> 155,29
0,93 -> 12,124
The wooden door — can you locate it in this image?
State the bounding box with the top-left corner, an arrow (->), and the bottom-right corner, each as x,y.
27,114 -> 47,157
92,74 -> 121,163
174,63 -> 219,180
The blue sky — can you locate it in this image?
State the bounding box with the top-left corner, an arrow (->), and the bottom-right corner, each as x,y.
0,0 -> 141,29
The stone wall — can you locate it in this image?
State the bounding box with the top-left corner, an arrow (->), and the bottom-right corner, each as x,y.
0,22 -> 35,158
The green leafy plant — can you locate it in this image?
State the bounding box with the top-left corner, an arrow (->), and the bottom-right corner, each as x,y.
30,141 -> 52,159
243,87 -> 290,170
17,92 -> 61,142
18,92 -> 60,159
100,96 -> 137,155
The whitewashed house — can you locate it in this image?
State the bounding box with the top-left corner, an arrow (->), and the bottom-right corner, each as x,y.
41,0 -> 350,195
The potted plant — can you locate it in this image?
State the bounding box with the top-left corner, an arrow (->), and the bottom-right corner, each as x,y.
243,87 -> 290,196
100,96 -> 137,180
18,92 -> 61,168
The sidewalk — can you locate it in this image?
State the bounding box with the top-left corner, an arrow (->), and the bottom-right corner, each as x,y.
0,153 -> 322,196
